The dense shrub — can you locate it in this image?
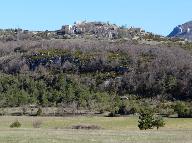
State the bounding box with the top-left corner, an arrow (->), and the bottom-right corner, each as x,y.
36,108 -> 43,116
156,103 -> 175,117
118,105 -> 128,115
118,100 -> 140,115
174,102 -> 192,118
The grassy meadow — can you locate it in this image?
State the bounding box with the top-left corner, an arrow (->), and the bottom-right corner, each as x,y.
0,116 -> 191,143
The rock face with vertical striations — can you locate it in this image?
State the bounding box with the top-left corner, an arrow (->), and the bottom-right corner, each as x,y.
168,21 -> 192,41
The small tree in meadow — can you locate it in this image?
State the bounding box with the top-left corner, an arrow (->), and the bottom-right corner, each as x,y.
138,109 -> 154,130
138,108 -> 165,130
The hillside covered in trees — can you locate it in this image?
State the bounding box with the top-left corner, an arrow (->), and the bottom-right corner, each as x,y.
0,21 -> 192,116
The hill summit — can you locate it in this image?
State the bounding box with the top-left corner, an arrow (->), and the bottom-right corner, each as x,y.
168,21 -> 192,41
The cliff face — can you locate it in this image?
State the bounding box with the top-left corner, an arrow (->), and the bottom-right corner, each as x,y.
168,21 -> 192,41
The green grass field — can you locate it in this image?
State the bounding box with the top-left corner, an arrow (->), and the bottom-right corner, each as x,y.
0,116 -> 192,143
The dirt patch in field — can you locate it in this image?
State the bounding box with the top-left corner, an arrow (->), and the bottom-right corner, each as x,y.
71,124 -> 102,130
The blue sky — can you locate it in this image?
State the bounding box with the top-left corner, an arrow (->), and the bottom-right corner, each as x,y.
0,0 -> 191,36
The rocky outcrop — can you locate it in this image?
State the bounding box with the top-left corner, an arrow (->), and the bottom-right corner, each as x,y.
168,21 -> 192,41
57,21 -> 120,39
26,52 -> 129,74
56,21 -> 145,40
0,21 -> 147,41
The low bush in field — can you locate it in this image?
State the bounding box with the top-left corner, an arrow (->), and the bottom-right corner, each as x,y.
10,120 -> 21,128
